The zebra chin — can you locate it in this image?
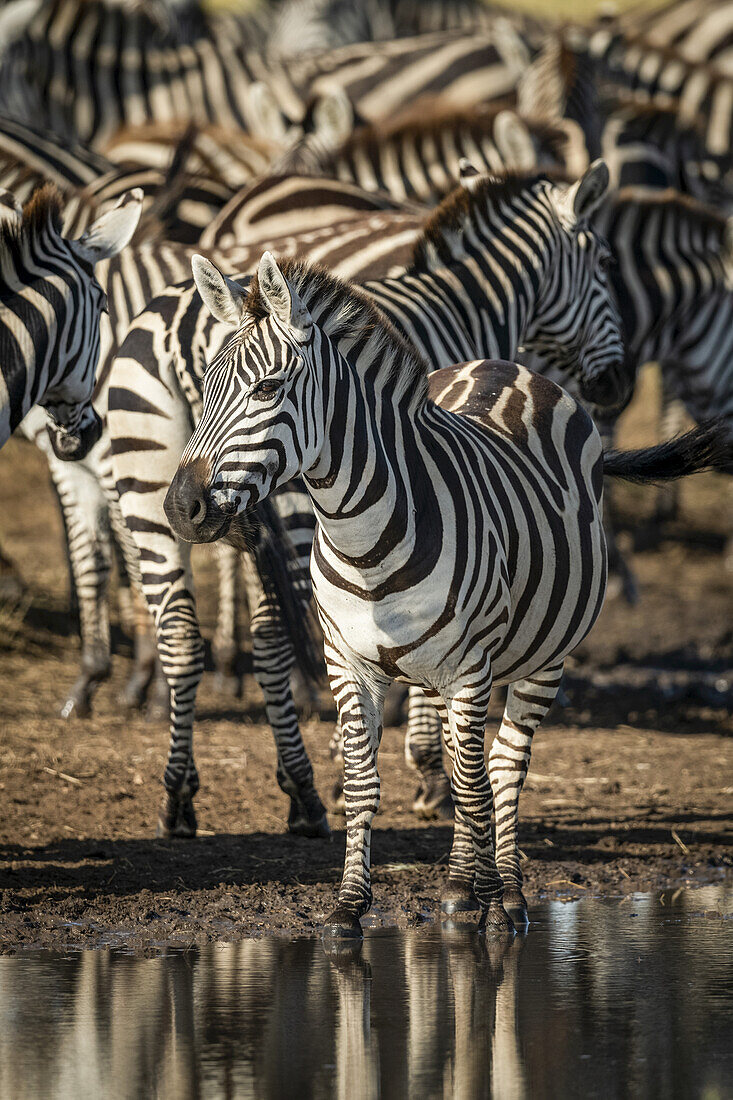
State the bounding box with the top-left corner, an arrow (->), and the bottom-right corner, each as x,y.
46,408 -> 103,462
164,459 -> 235,545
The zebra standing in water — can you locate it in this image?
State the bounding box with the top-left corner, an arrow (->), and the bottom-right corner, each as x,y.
166,251 -> 730,937
108,163 -> 628,838
0,184 -> 142,456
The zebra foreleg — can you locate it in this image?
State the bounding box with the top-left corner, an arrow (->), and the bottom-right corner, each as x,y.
489,663 -> 564,928
440,680 -> 514,936
405,685 -> 452,821
323,670 -> 389,939
241,558 -> 329,838
155,594 -> 205,840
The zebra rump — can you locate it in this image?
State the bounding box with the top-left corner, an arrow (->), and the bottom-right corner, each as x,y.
603,419 -> 733,482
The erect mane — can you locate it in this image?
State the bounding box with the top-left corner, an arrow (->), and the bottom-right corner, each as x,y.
0,183 -> 64,273
410,170 -> 566,271
245,258 -> 429,403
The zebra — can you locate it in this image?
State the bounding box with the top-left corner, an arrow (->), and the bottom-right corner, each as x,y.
384,182 -> 733,809
107,163 -> 629,839
0,0 -> 529,149
0,183 -> 142,457
275,103 -> 588,207
165,249 -> 730,937
265,0 -> 533,59
18,197 -> 430,723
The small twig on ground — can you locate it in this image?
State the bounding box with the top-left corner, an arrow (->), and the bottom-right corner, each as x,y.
42,766 -> 82,787
671,829 -> 690,855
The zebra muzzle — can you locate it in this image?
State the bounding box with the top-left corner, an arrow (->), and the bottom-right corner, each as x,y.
46,407 -> 103,462
164,459 -> 231,544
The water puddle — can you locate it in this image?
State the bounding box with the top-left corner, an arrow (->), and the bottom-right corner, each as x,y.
1,886 -> 731,1099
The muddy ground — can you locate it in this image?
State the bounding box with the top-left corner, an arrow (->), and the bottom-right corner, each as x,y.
0,370 -> 731,950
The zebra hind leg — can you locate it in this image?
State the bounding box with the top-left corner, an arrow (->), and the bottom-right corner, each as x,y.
489,663 -> 564,928
405,686 -> 452,821
242,557 -> 329,838
439,680 -> 514,936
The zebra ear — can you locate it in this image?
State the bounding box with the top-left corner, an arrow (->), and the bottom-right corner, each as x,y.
258,251 -> 312,340
0,188 -> 22,226
493,111 -> 536,172
248,82 -> 289,142
191,255 -> 248,327
310,89 -> 354,147
458,158 -> 484,192
566,159 -> 610,223
73,188 -> 144,263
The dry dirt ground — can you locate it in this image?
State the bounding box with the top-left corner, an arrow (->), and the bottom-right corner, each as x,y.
0,370 -> 731,950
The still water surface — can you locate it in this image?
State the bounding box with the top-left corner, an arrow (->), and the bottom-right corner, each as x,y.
1,886 -> 731,1100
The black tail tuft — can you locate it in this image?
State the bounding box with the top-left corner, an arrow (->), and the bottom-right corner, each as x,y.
603,419 -> 733,483
252,498 -> 325,689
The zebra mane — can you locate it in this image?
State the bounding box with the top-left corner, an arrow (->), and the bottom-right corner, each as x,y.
0,183 -> 63,270
410,170 -> 561,271
245,258 -> 430,403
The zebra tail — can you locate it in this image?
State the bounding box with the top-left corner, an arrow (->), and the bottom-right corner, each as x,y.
602,419 -> 733,483
252,498 -> 326,689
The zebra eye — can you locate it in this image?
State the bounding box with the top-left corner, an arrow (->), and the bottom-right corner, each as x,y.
252,378 -> 282,400
598,251 -> 615,272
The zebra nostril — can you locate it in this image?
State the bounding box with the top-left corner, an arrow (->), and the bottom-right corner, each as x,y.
189,498 -> 204,524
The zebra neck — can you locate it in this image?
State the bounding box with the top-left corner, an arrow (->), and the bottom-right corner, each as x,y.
367,235 -> 548,366
304,351 -> 432,565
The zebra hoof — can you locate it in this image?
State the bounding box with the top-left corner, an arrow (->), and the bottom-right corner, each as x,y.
440,882 -> 482,925
288,793 -> 331,838
156,794 -> 197,839
481,900 -> 516,937
502,888 -> 529,929
60,694 -> 92,720
413,776 -> 453,820
322,907 -> 363,941
289,810 -> 331,839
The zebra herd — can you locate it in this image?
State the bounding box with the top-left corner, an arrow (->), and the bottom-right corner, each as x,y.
1,0 -> 732,939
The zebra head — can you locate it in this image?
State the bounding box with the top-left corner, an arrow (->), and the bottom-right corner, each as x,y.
521,160 -> 629,409
166,252 -> 321,544
40,189 -> 143,460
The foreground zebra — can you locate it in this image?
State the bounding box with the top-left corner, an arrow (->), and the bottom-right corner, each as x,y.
109,164 -> 627,837
165,251 -> 731,937
0,184 -> 142,456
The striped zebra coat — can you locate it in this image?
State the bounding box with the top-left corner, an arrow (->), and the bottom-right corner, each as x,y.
0,0 -> 529,149
166,251 -> 730,936
0,184 -> 142,457
107,164 -> 627,842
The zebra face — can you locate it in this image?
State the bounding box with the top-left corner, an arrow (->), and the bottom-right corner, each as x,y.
526,162 -> 630,409
166,254 -> 320,544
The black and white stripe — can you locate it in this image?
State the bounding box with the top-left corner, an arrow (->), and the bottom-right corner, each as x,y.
0,183 -> 141,457
168,249 -> 729,934
106,165 -> 626,841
